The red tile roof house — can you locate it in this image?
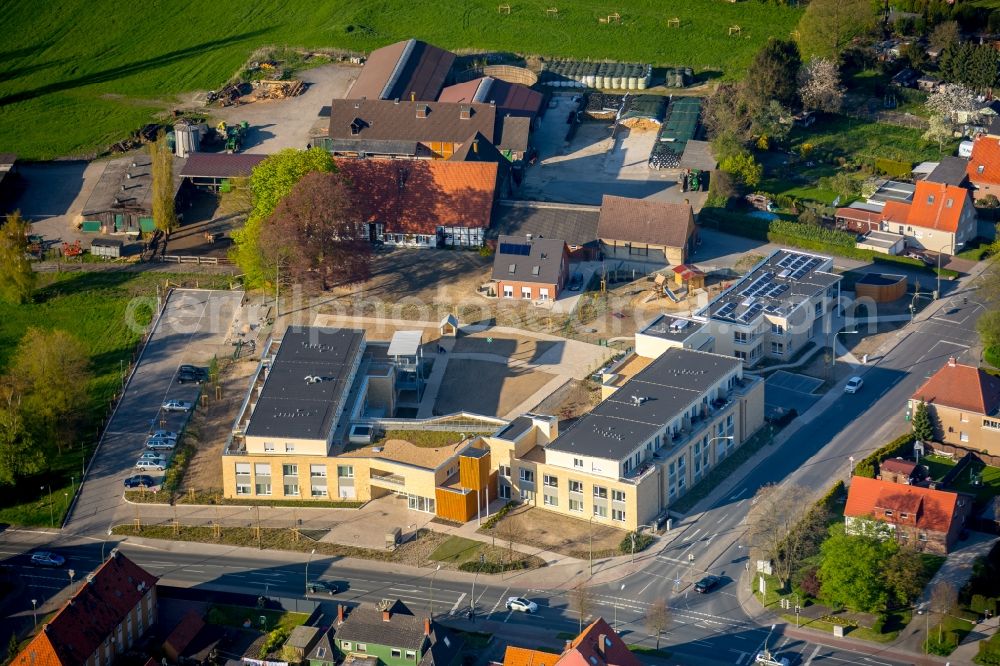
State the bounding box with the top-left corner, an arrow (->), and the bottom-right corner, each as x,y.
501,618 -> 641,666
491,234 -> 569,303
844,476 -> 972,554
878,457 -> 923,485
335,158 -> 497,248
597,195 -> 696,269
910,357 -> 1000,456
967,134 -> 1000,201
14,552 -> 158,666
835,179 -> 977,255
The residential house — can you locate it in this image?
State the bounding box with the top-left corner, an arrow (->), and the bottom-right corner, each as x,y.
878,458 -> 922,485
968,134 -> 1000,200
486,348 -> 764,531
844,476 -> 971,554
501,618 -> 641,666
334,599 -> 463,666
13,552 -> 158,666
324,99 -> 529,160
447,131 -> 515,198
909,357 -> 1000,455
335,158 -> 497,247
438,77 -> 544,124
925,156 -> 970,188
597,194 -> 696,268
348,39 -> 455,102
491,234 -> 569,302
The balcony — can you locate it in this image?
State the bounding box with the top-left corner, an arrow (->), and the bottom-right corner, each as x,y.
621,461 -> 657,485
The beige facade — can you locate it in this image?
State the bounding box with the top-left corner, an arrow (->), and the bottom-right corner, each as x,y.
908,399 -> 1000,456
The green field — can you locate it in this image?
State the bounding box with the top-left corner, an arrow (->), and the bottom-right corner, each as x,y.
0,0 -> 801,159
787,114 -> 953,166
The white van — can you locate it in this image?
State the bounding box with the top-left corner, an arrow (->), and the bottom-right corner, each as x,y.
135,459 -> 165,472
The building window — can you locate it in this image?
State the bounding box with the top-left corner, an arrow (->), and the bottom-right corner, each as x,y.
254,463 -> 272,496
337,465 -> 354,478
263,442 -> 275,452
543,475 -> 558,488
285,443 -> 295,452
734,350 -> 747,361
919,533 -> 928,541
499,465 -> 511,478
569,498 -> 584,512
901,512 -> 909,519
342,642 -> 352,651
503,285 -> 513,298
520,489 -> 535,502
539,288 -> 550,300
235,463 -> 251,495
734,331 -> 751,344
406,650 -> 416,659
284,483 -> 299,496
569,480 -> 583,494
282,464 -> 297,477
771,342 -> 784,355
984,418 -> 1000,430
310,465 -> 327,477
544,493 -> 558,507
612,489 -> 625,502
593,485 -> 607,499
960,431 -> 969,442
960,413 -> 969,423
573,457 -> 584,468
519,469 -> 534,483
391,649 -> 402,658
499,483 -> 511,499
593,504 -> 607,518
310,464 -> 327,497
612,508 -> 626,522
521,286 -> 532,299
771,323 -> 784,335
885,510 -> 893,517
356,643 -> 367,652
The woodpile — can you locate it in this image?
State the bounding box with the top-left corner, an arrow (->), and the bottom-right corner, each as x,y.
253,79 -> 305,100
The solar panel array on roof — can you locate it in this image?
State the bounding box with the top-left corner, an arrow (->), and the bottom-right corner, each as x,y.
739,303 -> 765,323
716,302 -> 738,320
499,242 -> 531,256
740,272 -> 776,298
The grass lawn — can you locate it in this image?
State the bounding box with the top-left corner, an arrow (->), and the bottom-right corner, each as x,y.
628,645 -> 672,658
956,238 -> 995,261
0,1 -> 801,159
926,613 -> 976,656
0,271 -> 231,526
921,454 -> 1000,503
375,430 -> 469,448
429,536 -> 486,566
785,114 -> 955,166
207,603 -> 309,633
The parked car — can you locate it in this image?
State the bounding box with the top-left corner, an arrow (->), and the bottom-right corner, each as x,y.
505,597 -> 538,613
844,376 -> 864,394
161,399 -> 193,412
123,475 -> 156,489
135,459 -> 165,471
694,575 -> 721,593
179,364 -> 208,377
177,371 -> 204,385
146,437 -> 176,450
754,652 -> 790,666
306,580 -> 340,595
30,551 -> 65,567
138,451 -> 166,462
150,430 -> 178,441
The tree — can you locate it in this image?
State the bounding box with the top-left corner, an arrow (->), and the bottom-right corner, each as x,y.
818,523 -> 897,612
645,598 -> 671,649
230,148 -> 336,287
9,328 -> 91,453
150,132 -> 177,233
929,581 -> 958,643
0,388 -> 43,486
798,58 -> 845,113
940,43 -> 1000,93
929,21 -> 961,53
567,586 -> 594,633
720,151 -> 763,190
796,0 -> 877,61
6,633 -> 18,663
925,83 -> 979,125
883,547 -> 925,607
923,115 -> 954,153
494,515 -> 521,568
0,211 -> 35,305
912,400 -> 935,443
745,39 -> 802,110
258,172 -> 371,290
746,484 -> 820,587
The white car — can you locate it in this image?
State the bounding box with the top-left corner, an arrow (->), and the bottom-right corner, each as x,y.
161,400 -> 193,412
844,376 -> 864,394
755,653 -> 790,666
30,551 -> 65,567
138,451 -> 166,463
146,438 -> 176,450
135,459 -> 165,471
150,429 -> 178,441
505,596 -> 538,613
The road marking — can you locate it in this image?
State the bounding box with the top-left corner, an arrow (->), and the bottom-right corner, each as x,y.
732,635 -> 750,641
728,487 -> 747,500
181,568 -> 204,573
637,579 -> 654,596
804,645 -> 820,665
861,658 -> 892,666
449,593 -> 466,615
728,649 -> 749,665
489,588 -> 509,615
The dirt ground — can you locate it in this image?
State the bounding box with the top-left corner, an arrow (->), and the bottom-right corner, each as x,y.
484,505 -> 627,559
180,359 -> 259,495
532,379 -> 602,423
453,332 -> 556,363
434,360 -> 556,418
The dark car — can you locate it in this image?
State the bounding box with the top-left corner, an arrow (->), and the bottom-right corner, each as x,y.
177,371 -> 204,385
306,581 -> 340,595
694,575 -> 721,593
124,474 -> 156,489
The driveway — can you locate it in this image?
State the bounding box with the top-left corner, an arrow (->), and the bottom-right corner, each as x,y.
65,289 -> 244,535
764,370 -> 823,419
15,161 -> 107,246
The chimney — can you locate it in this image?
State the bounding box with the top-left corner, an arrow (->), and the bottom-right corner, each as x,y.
337,604 -> 345,624
410,92 -> 415,102
394,98 -> 400,105
948,356 -> 957,367
472,139 -> 478,153
382,609 -> 391,622
460,106 -> 471,120
597,634 -> 607,656
424,618 -> 431,636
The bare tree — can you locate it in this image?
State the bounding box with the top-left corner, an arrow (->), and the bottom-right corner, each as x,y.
929,581 -> 958,643
568,586 -> 595,633
746,484 -> 822,588
797,57 -> 844,113
645,597 -> 671,649
494,517 -> 521,569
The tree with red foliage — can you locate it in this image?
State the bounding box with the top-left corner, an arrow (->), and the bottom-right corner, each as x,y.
260,172 -> 371,290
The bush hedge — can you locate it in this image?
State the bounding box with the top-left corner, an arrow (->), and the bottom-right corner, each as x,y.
853,433 -> 915,479
977,631 -> 1000,665
619,531 -> 654,555
458,558 -> 529,574
875,158 -> 913,179
482,501 -> 517,530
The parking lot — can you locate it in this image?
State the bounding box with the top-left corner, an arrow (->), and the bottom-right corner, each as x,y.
764,370 -> 823,420
65,289 -> 244,535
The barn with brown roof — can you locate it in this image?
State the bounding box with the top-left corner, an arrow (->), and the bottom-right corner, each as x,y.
349,39 -> 456,102
335,158 -> 497,247
13,551 -> 158,666
597,194 -> 696,267
844,476 -> 971,553
438,77 -> 544,121
910,357 -> 1000,456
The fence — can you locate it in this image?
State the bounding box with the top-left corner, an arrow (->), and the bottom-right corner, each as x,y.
158,255 -> 227,265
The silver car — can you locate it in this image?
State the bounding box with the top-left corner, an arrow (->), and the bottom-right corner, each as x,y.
150,429 -> 178,441
146,437 -> 176,450
161,400 -> 193,412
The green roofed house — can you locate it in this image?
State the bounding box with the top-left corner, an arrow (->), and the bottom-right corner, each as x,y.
333,599 -> 463,666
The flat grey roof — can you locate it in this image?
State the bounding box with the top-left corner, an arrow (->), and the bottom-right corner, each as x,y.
869,180 -> 914,205
327,138 -> 419,156
926,156 -> 969,187
495,416 -> 533,441
703,249 -> 839,323
245,327 -> 365,441
387,330 -> 422,357
639,314 -> 705,342
490,200 -> 600,248
548,348 -> 740,460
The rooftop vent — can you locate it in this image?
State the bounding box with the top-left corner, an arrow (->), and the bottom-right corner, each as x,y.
460,106 -> 471,120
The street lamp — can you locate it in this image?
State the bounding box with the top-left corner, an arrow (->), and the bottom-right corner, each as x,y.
830,330 -> 858,368
68,569 -> 75,592
589,515 -> 597,577
614,583 -> 625,630
848,456 -> 856,476
470,554 -> 485,621
429,564 -> 441,619
304,548 -> 316,595
31,599 -> 37,627
763,623 -> 777,659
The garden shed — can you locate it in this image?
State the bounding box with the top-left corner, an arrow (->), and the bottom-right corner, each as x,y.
89,237 -> 124,258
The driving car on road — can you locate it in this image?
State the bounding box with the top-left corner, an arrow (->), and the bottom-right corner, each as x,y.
694,575 -> 721,593
506,597 -> 538,613
306,581 -> 340,595
162,399 -> 193,412
146,437 -> 176,450
755,652 -> 790,666
31,551 -> 65,567
844,376 -> 864,394
177,370 -> 204,384
123,475 -> 156,489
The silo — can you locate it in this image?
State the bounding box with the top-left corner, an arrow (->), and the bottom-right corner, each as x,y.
569,62 -> 581,87
637,65 -> 647,90
175,124 -> 196,157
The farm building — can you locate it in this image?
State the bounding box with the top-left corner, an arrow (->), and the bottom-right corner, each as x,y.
597,194 -> 696,268
179,152 -> 266,191
323,99 -> 530,160
447,132 -> 516,198
438,77 -> 544,122
0,153 -> 17,212
335,158 -> 497,247
491,234 -> 569,302
80,155 -> 183,234
490,200 -> 600,257
90,237 -> 124,258
348,39 -> 456,102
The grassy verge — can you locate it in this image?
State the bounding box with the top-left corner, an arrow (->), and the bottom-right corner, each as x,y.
207,604 -> 308,633
629,645 -> 672,658
957,239 -> 994,262
926,614 -> 976,656
373,430 -> 469,448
